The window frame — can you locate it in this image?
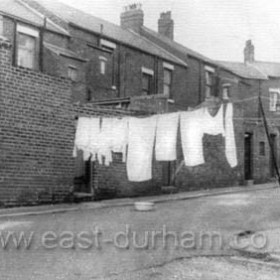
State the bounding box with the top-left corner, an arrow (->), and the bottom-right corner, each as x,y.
163,68 -> 173,97
269,88 -> 280,112
67,65 -> 78,81
142,72 -> 153,95
163,62 -> 174,99
99,56 -> 107,75
204,66 -> 215,99
222,83 -> 231,100
141,67 -> 154,96
16,24 -> 39,70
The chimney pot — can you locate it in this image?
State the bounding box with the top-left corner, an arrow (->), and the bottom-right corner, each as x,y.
244,39 -> 255,63
158,11 -> 174,40
121,3 -> 144,33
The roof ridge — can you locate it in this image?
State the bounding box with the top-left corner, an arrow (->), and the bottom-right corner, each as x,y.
128,29 -> 187,67
141,26 -> 214,63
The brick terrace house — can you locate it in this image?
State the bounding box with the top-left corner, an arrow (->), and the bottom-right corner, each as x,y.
0,0 -> 276,206
0,0 -> 190,205
121,6 -> 280,187
218,40 -> 280,184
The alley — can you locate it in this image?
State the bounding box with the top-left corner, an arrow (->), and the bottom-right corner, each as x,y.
0,187 -> 280,279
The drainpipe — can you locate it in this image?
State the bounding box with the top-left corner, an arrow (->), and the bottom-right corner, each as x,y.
198,59 -> 202,103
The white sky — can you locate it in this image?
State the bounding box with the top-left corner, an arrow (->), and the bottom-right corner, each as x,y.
58,0 -> 280,62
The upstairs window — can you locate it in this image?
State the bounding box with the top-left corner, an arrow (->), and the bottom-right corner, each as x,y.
16,24 -> 39,70
68,65 -> 78,81
142,67 -> 154,96
99,56 -> 107,75
142,73 -> 152,95
163,62 -> 174,98
100,39 -> 116,53
205,66 -> 215,98
269,88 -> 280,112
0,15 -> 3,36
222,84 -> 231,100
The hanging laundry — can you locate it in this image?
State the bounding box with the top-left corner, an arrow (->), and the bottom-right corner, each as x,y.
180,108 -> 206,166
203,103 -> 225,136
73,117 -> 99,161
85,117 -> 101,161
98,117 -> 114,166
126,116 -> 157,182
111,117 -> 129,162
155,112 -> 179,161
225,103 -> 237,167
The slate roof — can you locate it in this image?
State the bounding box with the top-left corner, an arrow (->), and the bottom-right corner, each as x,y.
252,61 -> 280,78
141,26 -> 214,64
141,27 -> 271,80
215,61 -> 268,80
27,0 -> 187,67
0,0 -> 69,36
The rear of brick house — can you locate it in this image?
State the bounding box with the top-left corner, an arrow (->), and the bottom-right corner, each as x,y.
218,41 -> 280,184
0,0 -> 190,205
1,0 -> 276,206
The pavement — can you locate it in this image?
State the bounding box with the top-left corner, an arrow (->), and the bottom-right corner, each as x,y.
0,182 -> 280,279
0,181 -> 277,218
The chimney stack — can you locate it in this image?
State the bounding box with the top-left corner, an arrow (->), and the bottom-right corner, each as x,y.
120,3 -> 144,33
244,40 -> 255,63
158,11 -> 174,40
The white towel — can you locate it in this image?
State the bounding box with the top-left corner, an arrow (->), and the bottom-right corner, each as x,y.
87,118 -> 101,161
126,116 -> 157,182
225,103 -> 237,167
155,112 -> 179,161
111,117 -> 129,162
73,117 -> 98,161
180,108 -> 205,166
98,118 -> 114,166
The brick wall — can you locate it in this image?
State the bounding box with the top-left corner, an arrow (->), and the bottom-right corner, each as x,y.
0,36 -> 164,206
0,37 -> 74,205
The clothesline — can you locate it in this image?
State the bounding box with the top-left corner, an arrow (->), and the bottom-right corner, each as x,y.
73,103 -> 238,182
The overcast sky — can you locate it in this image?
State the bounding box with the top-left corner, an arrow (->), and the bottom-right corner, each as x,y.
58,0 -> 280,62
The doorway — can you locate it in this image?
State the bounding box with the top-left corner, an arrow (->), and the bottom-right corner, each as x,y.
244,133 -> 253,180
74,150 -> 94,194
269,134 -> 278,178
162,162 -> 175,186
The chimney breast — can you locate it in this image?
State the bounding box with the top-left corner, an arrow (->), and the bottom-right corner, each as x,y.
120,3 -> 144,33
244,40 -> 255,63
158,11 -> 174,40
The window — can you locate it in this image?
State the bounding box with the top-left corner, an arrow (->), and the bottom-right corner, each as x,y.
222,84 -> 231,100
0,15 -> 3,36
68,66 -> 78,81
163,68 -> 173,97
99,56 -> 107,75
142,67 -> 154,95
100,39 -> 116,52
16,24 -> 39,69
17,33 -> 36,69
142,73 -> 153,95
269,89 -> 280,112
259,141 -> 265,156
205,66 -> 215,98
